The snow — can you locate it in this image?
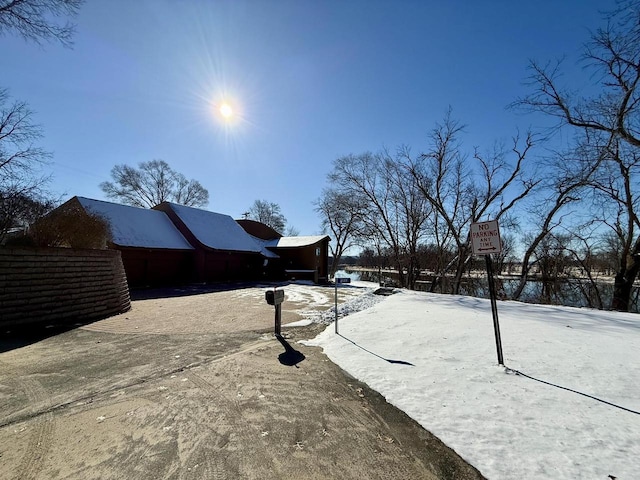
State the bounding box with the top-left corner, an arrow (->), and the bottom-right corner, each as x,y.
76,197 -> 193,249
266,235 -> 329,248
248,235 -> 281,259
74,197 -> 328,257
166,203 -> 263,253
279,281 -> 384,324
303,285 -> 640,480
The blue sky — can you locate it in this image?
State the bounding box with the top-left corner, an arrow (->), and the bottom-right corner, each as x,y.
3,0 -> 614,235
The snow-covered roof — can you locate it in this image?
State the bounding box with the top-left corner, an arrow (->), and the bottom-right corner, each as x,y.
76,197 -> 194,250
249,236 -> 280,259
166,203 -> 263,253
266,235 -> 329,248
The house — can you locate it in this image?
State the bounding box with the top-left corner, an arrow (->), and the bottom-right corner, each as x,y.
71,197 -> 195,287
153,202 -> 269,283
236,219 -> 330,283
44,197 -> 330,287
266,235 -> 330,283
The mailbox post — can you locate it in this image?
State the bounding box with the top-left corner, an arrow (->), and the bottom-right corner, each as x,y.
265,288 -> 285,336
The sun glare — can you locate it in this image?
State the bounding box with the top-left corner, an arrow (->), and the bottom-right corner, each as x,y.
208,93 -> 248,143
219,103 -> 233,119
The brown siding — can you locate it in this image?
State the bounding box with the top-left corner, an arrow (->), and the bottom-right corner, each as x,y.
202,251 -> 265,282
153,203 -> 267,283
120,248 -> 194,288
276,238 -> 330,283
0,247 -> 131,328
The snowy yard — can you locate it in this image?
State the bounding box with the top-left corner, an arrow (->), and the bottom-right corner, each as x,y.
303,282 -> 640,480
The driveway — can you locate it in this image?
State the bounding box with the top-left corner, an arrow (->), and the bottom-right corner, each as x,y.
0,282 -> 484,480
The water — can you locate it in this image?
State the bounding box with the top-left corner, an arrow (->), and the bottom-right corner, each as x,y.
350,269 -> 640,313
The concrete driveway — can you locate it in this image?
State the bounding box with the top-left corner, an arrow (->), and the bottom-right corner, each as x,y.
0,282 -> 484,480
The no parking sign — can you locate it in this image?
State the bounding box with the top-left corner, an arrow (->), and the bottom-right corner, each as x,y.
470,220 -> 504,366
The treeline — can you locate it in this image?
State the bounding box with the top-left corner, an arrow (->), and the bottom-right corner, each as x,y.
351,237 -> 624,311
317,2 -> 640,312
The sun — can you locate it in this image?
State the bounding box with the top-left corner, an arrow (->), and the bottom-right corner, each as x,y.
209,95 -> 244,133
219,103 -> 233,119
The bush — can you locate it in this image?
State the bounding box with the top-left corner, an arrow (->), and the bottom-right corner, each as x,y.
29,203 -> 111,249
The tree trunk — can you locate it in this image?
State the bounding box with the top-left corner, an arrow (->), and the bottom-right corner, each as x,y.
394,252 -> 406,288
611,268 -> 640,311
452,249 -> 470,295
429,275 -> 441,293
611,238 -> 640,311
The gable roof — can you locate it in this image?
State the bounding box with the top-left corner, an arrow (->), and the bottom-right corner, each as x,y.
76,197 -> 194,250
160,202 -> 263,253
266,235 -> 330,248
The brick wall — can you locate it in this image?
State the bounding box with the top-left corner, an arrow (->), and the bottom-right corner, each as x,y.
0,247 -> 131,328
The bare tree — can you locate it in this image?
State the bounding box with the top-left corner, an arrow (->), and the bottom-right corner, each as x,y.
410,111 -> 539,294
530,233 -> 573,305
0,88 -> 52,243
515,0 -> 640,310
563,229 -> 606,310
100,160 -> 209,208
328,151 -> 429,288
285,225 -> 300,236
493,233 -> 517,275
387,147 -> 432,289
328,154 -> 392,281
409,114 -> 468,293
315,187 -> 365,277
0,191 -> 55,244
510,143 -> 599,301
172,172 -> 210,207
0,0 -> 84,241
0,0 -> 83,47
594,141 -> 640,310
246,199 -> 286,233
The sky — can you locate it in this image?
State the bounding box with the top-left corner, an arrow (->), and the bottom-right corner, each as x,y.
301,279 -> 640,479
3,0 -> 617,236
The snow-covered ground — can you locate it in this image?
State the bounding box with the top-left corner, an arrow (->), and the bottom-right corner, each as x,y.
303,282 -> 640,480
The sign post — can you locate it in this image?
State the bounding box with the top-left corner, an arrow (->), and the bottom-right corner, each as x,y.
334,277 -> 351,334
470,220 -> 504,366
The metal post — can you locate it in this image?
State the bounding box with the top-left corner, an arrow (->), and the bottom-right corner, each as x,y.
275,303 -> 281,336
334,280 -> 338,334
485,254 -> 504,365
266,288 -> 284,336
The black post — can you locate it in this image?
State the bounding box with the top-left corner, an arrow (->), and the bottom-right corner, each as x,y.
275,303 -> 281,336
265,289 -> 285,337
485,254 -> 504,365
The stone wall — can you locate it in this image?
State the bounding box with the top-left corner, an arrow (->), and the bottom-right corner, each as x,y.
0,247 -> 131,328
